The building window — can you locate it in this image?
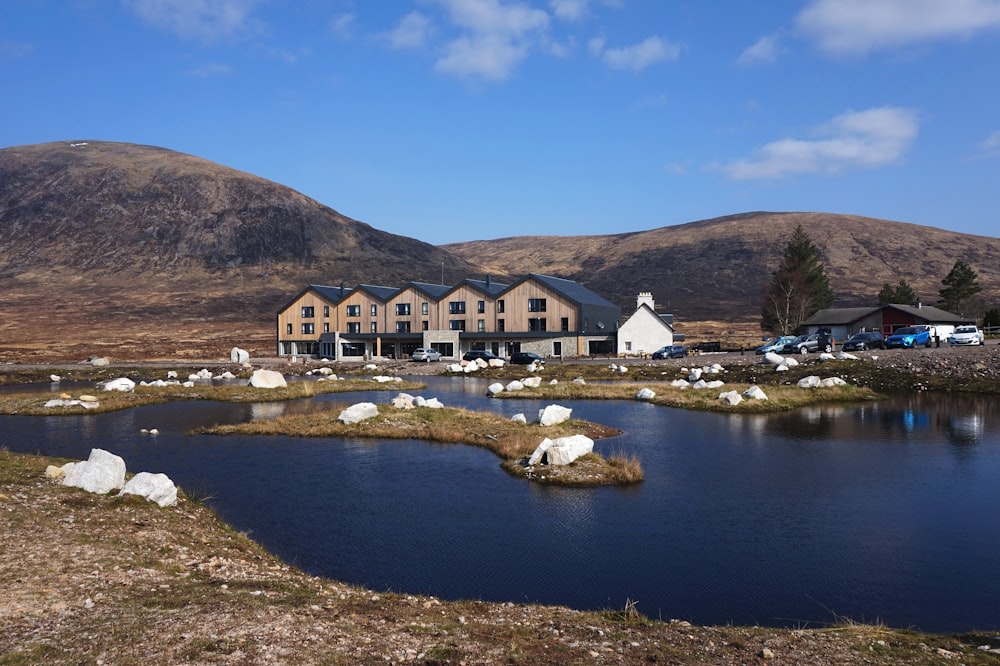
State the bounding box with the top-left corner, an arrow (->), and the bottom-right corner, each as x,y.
422,302 -> 429,315
497,319 -> 505,332
478,300 -> 485,313
286,323 -> 292,335
529,318 -> 547,332
396,303 -> 411,316
323,323 -> 329,333
323,305 -> 330,317
478,319 -> 486,332
450,320 -> 466,331
422,320 -> 429,331
497,299 -> 505,313
553,341 -> 562,356
301,306 -> 314,318
396,321 -> 411,333
625,341 -> 632,352
529,298 -> 547,312
347,322 -> 361,334
449,301 -> 466,315
370,322 -> 377,333
346,305 -> 361,317
371,304 -> 378,317
302,323 -> 315,335
561,317 -> 569,331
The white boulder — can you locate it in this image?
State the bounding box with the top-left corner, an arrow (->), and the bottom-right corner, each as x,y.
571,377 -> 586,385
797,375 -> 821,388
763,352 -> 785,366
636,388 -> 656,401
819,377 -> 848,387
119,472 -> 178,507
688,368 -> 703,382
391,393 -> 415,409
414,396 -> 444,409
230,347 -> 250,363
338,402 -> 379,424
669,379 -> 690,388
511,413 -> 527,424
522,376 -> 543,388
488,358 -> 506,368
486,382 -> 505,397
372,375 -> 402,383
506,380 -> 525,392
166,370 -> 178,379
742,385 -> 769,400
719,390 -> 743,406
446,363 -> 464,373
50,374 -> 61,383
249,369 -> 287,389
528,435 -> 594,465
91,357 -> 110,367
62,449 -> 126,495
538,404 -> 572,426
818,352 -> 836,361
102,377 -> 135,392
837,352 -> 859,361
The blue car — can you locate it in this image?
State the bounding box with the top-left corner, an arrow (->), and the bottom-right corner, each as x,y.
885,326 -> 932,349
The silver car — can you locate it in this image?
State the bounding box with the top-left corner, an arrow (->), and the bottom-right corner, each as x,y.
411,347 -> 442,362
948,326 -> 985,346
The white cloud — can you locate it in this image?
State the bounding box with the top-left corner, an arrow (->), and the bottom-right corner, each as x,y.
796,0 -> 1000,57
598,35 -> 681,71
185,63 -> 233,77
429,0 -> 550,81
982,131 -> 1000,156
723,106 -> 919,180
330,13 -> 354,40
383,12 -> 433,49
123,0 -> 263,41
737,35 -> 780,66
550,0 -> 589,21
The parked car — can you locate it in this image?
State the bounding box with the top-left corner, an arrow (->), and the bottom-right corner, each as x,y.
885,325 -> 932,349
755,336 -> 796,355
510,352 -> 544,365
652,344 -> 687,359
463,350 -> 500,362
948,325 -> 985,346
784,331 -> 834,354
411,347 -> 442,362
841,331 -> 885,351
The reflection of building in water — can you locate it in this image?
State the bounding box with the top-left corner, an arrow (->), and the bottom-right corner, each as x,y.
250,402 -> 287,420
948,413 -> 984,446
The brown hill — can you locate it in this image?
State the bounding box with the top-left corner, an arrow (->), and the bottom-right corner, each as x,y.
0,141 -> 477,361
443,212 -> 1000,324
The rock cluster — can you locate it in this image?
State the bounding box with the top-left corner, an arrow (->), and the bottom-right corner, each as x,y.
45,448 -> 178,507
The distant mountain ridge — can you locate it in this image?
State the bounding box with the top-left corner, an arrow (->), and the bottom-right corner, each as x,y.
1,140 -> 997,361
443,212 -> 1000,322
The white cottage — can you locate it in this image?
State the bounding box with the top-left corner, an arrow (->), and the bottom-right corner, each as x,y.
616,292 -> 675,356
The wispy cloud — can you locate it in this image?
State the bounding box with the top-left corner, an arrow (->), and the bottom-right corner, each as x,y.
123,0 -> 264,41
382,11 -> 433,50
722,106 -> 919,179
185,62 -> 233,77
737,35 -> 780,66
329,13 -> 354,40
549,0 -> 589,21
594,35 -> 681,71
430,0 -> 550,81
796,0 -> 1000,57
981,130 -> 1000,156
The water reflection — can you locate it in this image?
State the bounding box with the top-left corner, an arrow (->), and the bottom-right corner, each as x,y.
2,378 -> 1000,632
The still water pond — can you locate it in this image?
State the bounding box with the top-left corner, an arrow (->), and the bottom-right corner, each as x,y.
4,375 -> 1000,632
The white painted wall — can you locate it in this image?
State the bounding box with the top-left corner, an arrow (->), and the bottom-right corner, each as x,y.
617,306 -> 673,356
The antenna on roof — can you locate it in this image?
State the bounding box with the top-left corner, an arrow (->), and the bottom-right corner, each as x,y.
441,261 -> 444,286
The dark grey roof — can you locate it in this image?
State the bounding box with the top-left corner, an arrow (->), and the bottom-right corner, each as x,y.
885,304 -> 966,323
464,277 -> 509,297
407,281 -> 453,299
277,283 -> 353,314
517,273 -> 618,308
355,284 -> 399,302
802,307 -> 878,326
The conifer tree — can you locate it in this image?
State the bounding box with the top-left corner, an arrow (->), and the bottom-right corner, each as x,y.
877,279 -> 917,305
938,260 -> 981,314
761,226 -> 834,334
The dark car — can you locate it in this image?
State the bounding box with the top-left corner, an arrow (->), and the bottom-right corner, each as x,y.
841,331 -> 885,351
652,344 -> 687,359
463,350 -> 501,362
510,352 -> 545,365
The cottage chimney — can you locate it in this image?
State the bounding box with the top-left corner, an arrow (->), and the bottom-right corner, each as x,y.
486,275 -> 492,288
636,292 -> 655,311
339,282 -> 345,298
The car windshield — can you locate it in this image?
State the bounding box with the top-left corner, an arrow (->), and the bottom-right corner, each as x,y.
955,326 -> 976,333
894,327 -> 917,335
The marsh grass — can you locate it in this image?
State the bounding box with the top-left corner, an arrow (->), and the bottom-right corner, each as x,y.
0,379 -> 426,416
203,405 -> 639,486
493,381 -> 880,413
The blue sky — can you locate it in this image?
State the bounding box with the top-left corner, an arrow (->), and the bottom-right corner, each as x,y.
3,1 -> 999,244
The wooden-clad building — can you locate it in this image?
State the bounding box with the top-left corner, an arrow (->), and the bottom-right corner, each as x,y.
276,274 -> 620,360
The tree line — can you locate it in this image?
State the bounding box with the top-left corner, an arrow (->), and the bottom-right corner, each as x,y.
761,225 -> 996,335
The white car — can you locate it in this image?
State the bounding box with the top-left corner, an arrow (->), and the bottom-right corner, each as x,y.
410,347 -> 442,362
948,325 -> 985,346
